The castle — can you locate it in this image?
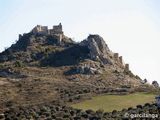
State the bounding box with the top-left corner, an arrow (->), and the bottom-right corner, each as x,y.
31,23 -> 63,35
31,23 -> 63,44
112,52 -> 129,70
19,24 -> 129,71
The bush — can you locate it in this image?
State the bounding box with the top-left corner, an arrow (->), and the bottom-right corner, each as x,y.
144,103 -> 151,107
81,113 -> 88,118
74,116 -> 81,120
83,89 -> 90,93
128,107 -> 133,111
15,60 -> 26,67
124,70 -> 135,77
136,105 -> 143,109
96,109 -> 104,115
135,75 -> 141,79
112,110 -> 117,114
44,48 -> 55,56
86,109 -> 94,114
70,110 -> 75,116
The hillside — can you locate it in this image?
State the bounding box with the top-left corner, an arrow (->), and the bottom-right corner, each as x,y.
0,23 -> 158,119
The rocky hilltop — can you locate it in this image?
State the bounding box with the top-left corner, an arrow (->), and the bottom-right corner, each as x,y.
0,23 -> 156,110
79,34 -> 128,70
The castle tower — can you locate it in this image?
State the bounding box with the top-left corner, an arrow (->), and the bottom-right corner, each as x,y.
53,23 -> 63,34
125,64 -> 129,71
31,25 -> 48,35
114,53 -> 119,61
119,56 -> 125,67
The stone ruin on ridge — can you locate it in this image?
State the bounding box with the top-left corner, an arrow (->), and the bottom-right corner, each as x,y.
19,23 -> 63,44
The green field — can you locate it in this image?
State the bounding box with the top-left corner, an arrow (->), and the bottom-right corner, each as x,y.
71,92 -> 156,112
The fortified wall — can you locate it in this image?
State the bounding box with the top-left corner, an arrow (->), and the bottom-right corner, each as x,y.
112,52 -> 129,70
31,23 -> 63,35
31,23 -> 63,43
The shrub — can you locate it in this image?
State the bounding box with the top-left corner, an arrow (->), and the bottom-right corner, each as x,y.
44,47 -> 54,56
136,105 -> 143,109
124,70 -> 135,77
96,109 -> 104,115
81,113 -> 88,118
15,60 -> 26,67
86,109 -> 94,114
112,110 -> 117,114
128,107 -> 133,111
68,98 -> 73,102
83,89 -> 90,93
74,116 -> 81,120
70,110 -> 75,116
114,70 -> 119,73
135,75 -> 141,79
144,103 -> 151,107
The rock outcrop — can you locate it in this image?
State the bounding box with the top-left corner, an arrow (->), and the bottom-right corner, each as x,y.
80,34 -> 112,64
76,62 -> 102,74
79,34 -> 129,70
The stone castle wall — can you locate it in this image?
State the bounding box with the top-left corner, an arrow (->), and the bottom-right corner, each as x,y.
31,23 -> 63,36
125,64 -> 129,70
30,23 -> 63,44
119,56 -> 125,67
114,53 -> 119,61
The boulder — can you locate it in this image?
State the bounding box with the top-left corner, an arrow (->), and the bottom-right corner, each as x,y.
76,63 -> 102,74
87,34 -> 112,64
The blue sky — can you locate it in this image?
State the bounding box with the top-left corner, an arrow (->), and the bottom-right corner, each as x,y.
0,0 -> 160,84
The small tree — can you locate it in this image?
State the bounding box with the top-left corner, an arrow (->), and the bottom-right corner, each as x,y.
144,79 -> 147,83
136,105 -> 143,109
85,109 -> 94,114
128,107 -> 133,111
96,109 -> 104,115
152,80 -> 159,88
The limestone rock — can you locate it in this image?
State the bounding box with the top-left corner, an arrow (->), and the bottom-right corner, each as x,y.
79,34 -> 129,70
88,38 -> 101,60
79,34 -> 112,64
88,35 -> 110,54
76,62 -> 102,74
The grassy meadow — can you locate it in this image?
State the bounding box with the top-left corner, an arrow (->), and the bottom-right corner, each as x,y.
71,92 -> 156,112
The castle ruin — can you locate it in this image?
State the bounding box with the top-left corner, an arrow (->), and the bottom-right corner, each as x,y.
31,23 -> 63,43
112,53 -> 129,70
